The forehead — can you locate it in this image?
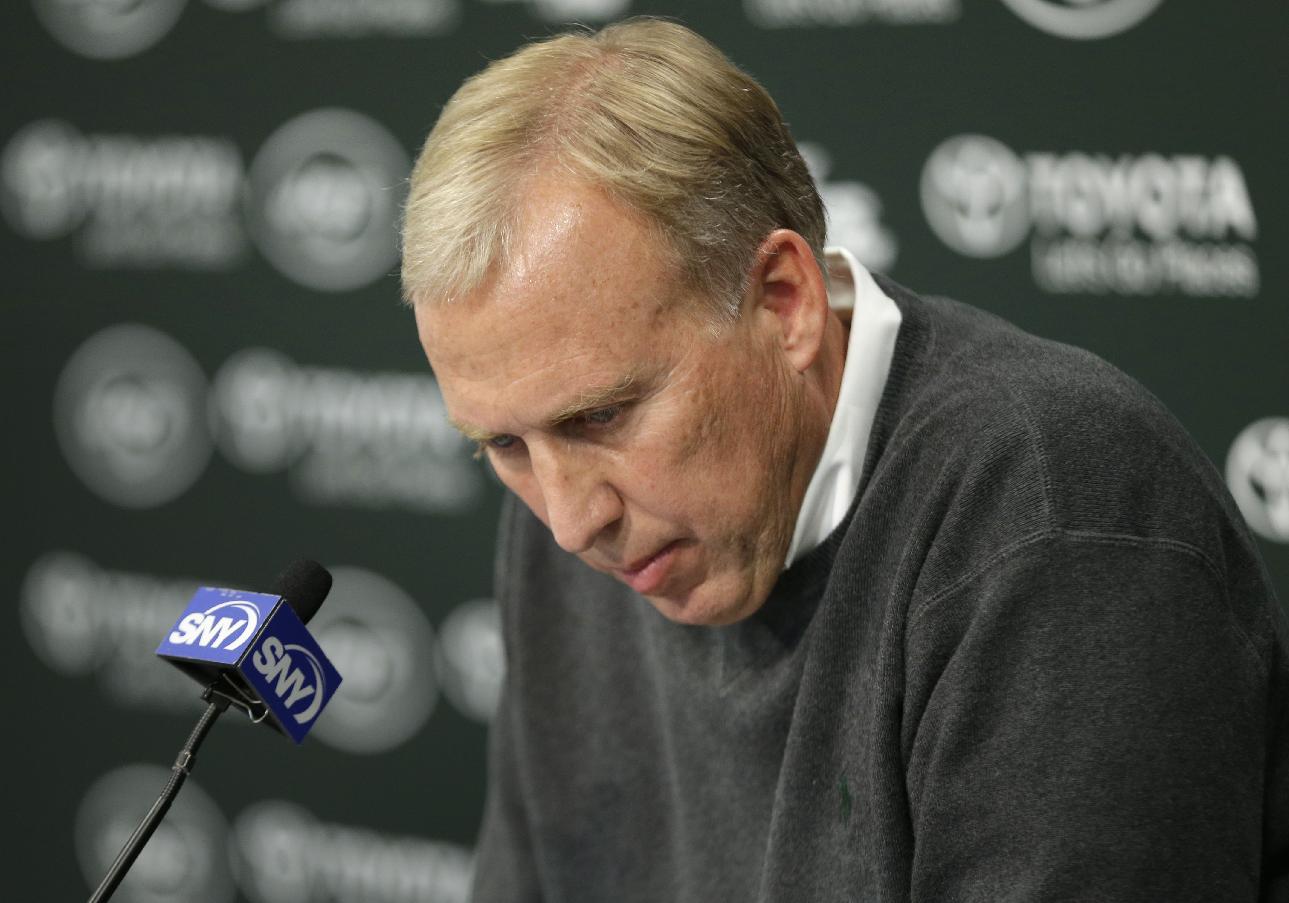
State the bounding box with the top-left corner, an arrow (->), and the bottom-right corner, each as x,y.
415,175 -> 688,423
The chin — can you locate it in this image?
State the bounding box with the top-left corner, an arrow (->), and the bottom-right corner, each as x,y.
646,576 -> 764,627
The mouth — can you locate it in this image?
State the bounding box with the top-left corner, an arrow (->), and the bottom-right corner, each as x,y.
618,540 -> 683,595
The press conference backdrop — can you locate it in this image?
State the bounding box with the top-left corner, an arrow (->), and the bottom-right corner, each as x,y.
2,1 -> 1285,900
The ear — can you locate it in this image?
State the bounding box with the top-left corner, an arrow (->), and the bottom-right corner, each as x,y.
749,229 -> 830,374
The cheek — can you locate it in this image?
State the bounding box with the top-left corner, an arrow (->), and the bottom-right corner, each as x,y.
619,341 -> 794,521
668,360 -> 749,467
688,356 -> 791,472
656,385 -> 774,514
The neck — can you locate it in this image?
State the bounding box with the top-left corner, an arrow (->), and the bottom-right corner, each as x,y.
816,308 -> 850,424
783,308 -> 849,544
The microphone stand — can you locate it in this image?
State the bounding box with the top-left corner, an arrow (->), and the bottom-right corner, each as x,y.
86,690 -> 231,903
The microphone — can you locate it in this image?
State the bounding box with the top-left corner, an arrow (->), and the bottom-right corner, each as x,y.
272,558 -> 333,625
88,560 -> 341,903
156,558 -> 342,743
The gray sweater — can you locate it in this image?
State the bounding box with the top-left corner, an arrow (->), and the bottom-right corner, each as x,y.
472,279 -> 1289,902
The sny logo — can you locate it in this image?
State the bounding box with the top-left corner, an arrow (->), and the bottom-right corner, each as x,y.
167,600 -> 261,651
252,636 -> 327,723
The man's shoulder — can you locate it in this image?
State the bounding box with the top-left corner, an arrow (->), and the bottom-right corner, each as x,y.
887,279 -> 1164,436
870,283 -> 1281,657
868,281 -> 1257,580
885,282 -> 1226,523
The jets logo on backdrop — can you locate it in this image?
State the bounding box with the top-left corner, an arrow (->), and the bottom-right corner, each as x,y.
1226,417 -> 1289,544
998,0 -> 1164,40
75,764 -> 234,903
921,134 -> 1260,297
306,567 -> 439,753
246,109 -> 409,292
798,142 -> 898,273
0,120 -> 245,268
33,0 -> 189,59
54,324 -> 213,509
232,801 -> 472,903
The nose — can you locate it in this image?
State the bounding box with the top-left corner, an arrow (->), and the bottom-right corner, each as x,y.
526,442 -> 623,555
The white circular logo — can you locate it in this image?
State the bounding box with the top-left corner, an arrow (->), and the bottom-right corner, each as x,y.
921,134 -> 1029,258
246,109 -> 409,292
1226,417 -> 1289,544
1,119 -> 88,239
55,324 -> 213,508
436,597 -> 504,723
307,566 -> 438,753
998,0 -> 1164,39
75,763 -> 233,903
34,0 -> 189,60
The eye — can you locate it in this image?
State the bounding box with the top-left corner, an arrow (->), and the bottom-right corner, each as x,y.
473,434 -> 521,460
582,405 -> 621,427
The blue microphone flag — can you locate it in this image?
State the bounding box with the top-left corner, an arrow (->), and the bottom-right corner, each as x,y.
156,586 -> 342,743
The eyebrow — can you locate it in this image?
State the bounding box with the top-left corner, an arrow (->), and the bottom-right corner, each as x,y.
549,372 -> 639,424
449,371 -> 642,443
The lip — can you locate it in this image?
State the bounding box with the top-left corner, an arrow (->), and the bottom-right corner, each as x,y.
618,541 -> 681,595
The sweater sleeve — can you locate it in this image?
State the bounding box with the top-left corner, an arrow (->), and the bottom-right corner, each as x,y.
469,680 -> 544,902
469,496 -> 545,903
901,529 -> 1279,902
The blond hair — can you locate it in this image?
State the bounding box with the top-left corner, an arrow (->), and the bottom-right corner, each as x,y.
400,18 -> 825,321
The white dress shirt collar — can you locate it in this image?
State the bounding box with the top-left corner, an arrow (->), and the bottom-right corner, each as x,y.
784,247 -> 903,566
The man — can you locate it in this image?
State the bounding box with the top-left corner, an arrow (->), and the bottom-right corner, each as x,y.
402,18 -> 1288,902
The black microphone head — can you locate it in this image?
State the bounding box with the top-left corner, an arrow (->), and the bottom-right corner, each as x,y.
271,559 -> 332,625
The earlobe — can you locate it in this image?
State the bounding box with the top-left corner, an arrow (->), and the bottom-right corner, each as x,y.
753,230 -> 829,374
